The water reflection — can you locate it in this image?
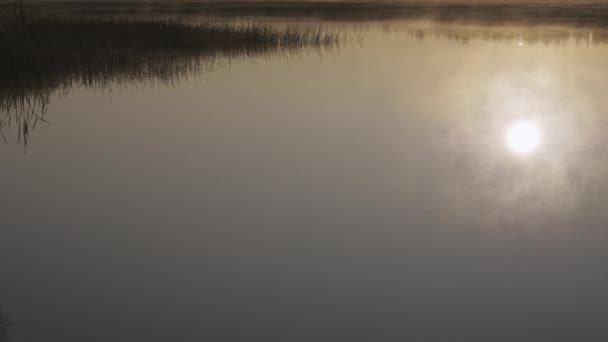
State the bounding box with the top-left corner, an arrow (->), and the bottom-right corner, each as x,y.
4,12 -> 608,341
0,19 -> 342,146
435,73 -> 600,228
0,309 -> 8,342
506,120 -> 542,155
1,17 -> 607,225
5,19 -> 608,147
402,23 -> 608,46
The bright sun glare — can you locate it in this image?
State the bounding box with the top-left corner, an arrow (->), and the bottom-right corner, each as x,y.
506,121 -> 541,155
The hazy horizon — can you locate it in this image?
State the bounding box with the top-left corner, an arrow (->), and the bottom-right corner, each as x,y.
19,0 -> 608,4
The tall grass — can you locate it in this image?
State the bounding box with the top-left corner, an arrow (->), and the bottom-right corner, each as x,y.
0,18 -> 343,146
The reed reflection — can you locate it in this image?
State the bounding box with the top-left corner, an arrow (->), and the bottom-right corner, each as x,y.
0,19 -> 342,146
4,17 -> 608,147
404,23 -> 608,46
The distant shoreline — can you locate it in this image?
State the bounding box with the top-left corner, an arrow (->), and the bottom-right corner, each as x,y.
18,1 -> 608,4
13,1 -> 608,27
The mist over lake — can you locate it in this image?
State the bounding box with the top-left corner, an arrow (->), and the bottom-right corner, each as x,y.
3,2 -> 608,341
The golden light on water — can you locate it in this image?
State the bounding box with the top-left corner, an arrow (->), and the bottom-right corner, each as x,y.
506,121 -> 541,155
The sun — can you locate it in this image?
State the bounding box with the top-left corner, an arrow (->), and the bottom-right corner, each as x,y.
506,121 -> 541,155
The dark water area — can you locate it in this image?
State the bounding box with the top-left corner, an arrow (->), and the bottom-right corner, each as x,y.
3,3 -> 608,342
0,311 -> 8,342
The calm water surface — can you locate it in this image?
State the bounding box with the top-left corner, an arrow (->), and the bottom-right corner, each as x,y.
3,19 -> 608,341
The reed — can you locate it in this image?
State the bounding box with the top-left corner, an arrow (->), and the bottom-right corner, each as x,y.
0,18 -> 343,146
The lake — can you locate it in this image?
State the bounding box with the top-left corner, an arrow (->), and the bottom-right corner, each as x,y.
2,5 -> 608,341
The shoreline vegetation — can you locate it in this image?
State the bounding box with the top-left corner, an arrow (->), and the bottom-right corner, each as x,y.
0,3 -> 343,146
3,1 -> 608,146
17,1 -> 608,27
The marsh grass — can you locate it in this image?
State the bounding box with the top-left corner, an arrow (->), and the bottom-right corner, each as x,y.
0,18 -> 343,146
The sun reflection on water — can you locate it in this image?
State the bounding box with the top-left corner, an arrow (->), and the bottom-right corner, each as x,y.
506,120 -> 542,155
